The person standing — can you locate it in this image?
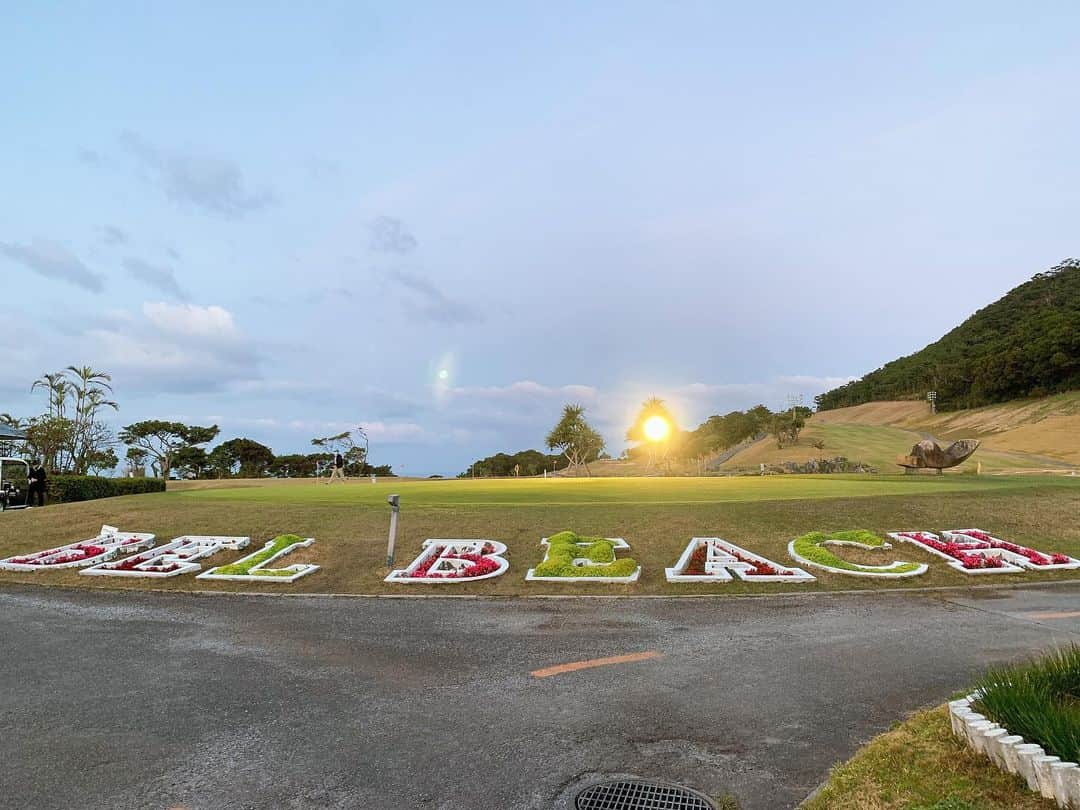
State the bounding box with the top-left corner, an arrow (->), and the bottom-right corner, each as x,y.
327,452 -> 346,484
27,460 -> 47,507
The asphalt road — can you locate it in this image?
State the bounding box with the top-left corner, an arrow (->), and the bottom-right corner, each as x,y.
3,584 -> 1079,810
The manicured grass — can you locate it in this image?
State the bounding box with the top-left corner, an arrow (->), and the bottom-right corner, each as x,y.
803,706 -> 1056,809
173,473 -> 1078,505
0,475 -> 1077,595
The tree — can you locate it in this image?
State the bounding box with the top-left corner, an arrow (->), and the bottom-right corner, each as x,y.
343,446 -> 368,475
311,430 -> 355,455
0,413 -> 26,457
125,447 -> 149,476
65,366 -> 118,475
27,366 -> 118,473
85,447 -> 119,475
172,446 -> 213,479
211,438 -> 275,478
769,407 -> 808,449
207,444 -> 235,478
546,404 -> 605,476
31,372 -> 71,419
118,421 -> 219,480
626,397 -> 680,469
22,416 -> 74,471
267,453 -> 322,478
459,449 -> 566,478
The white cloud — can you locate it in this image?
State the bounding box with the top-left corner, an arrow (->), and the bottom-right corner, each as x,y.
777,374 -> 857,389
82,302 -> 259,393
142,302 -> 241,343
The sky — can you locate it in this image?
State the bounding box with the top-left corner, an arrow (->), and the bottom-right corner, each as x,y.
3,2 -> 1079,476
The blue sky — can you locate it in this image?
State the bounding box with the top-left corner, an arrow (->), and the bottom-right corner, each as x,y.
4,2 -> 1078,476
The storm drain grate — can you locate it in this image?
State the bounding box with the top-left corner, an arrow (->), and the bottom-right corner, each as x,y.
575,779 -> 717,810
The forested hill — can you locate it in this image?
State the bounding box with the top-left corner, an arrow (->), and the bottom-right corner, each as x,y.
816,259 -> 1080,411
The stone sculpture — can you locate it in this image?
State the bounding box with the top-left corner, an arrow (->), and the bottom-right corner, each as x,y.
897,439 -> 980,473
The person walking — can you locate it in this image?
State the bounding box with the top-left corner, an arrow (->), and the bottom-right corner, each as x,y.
327,452 -> 346,484
27,460 -> 47,507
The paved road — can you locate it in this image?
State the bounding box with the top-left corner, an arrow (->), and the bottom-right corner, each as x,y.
3,585 -> 1079,810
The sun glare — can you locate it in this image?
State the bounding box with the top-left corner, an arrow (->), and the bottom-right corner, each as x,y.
643,415 -> 671,442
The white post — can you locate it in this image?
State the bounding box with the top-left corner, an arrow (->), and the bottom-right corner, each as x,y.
386,494 -> 400,567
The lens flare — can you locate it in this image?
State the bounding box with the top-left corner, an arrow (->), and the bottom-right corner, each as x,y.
643,415 -> 671,442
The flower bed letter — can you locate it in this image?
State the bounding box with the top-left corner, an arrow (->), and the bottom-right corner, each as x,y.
385,539 -> 509,583
0,525 -> 155,571
667,537 -> 814,583
890,529 -> 1080,574
525,531 -> 640,582
196,534 -> 319,583
81,535 -> 251,578
788,530 -> 928,578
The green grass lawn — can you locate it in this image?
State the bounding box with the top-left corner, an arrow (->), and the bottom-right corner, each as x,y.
1,475 -> 1078,595
803,706 -> 1056,809
174,473 -> 1076,504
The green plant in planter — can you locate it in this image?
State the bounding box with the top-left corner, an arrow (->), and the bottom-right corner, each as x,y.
973,644 -> 1080,762
533,530 -> 639,578
792,530 -> 923,575
208,534 -> 308,576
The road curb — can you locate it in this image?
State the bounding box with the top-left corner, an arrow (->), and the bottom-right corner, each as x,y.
2,577 -> 1080,601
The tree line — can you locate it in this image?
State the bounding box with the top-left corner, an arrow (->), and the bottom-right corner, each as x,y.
1,371 -> 392,479
459,399 -> 811,477
815,260 -> 1080,412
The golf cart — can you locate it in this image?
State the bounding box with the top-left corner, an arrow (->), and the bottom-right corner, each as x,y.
0,458 -> 30,511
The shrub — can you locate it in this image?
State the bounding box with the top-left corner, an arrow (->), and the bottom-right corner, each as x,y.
973,644 -> 1080,762
46,475 -> 166,504
533,530 -> 639,578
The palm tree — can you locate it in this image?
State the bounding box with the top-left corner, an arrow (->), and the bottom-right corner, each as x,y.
65,367 -> 117,475
31,372 -> 71,418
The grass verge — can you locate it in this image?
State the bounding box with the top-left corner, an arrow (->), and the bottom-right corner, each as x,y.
801,706 -> 1056,809
0,476 -> 1078,595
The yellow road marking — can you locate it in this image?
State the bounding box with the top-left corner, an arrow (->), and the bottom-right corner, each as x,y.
531,651 -> 661,678
1024,610 -> 1080,620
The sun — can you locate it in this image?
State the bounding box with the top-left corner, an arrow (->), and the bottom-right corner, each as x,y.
643,415 -> 671,442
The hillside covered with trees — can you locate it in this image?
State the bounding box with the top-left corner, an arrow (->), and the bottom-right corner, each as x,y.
816,259 -> 1080,412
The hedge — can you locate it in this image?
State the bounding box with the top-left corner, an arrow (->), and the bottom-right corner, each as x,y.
45,475 -> 167,504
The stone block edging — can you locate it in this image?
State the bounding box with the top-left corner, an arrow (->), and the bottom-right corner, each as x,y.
950,694 -> 1080,807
